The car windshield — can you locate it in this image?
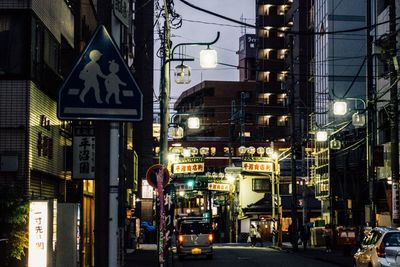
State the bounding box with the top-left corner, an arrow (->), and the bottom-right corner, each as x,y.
180,222 -> 211,235
383,232 -> 400,247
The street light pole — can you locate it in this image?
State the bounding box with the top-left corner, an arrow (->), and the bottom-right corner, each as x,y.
389,0 -> 399,227
159,0 -> 171,168
366,0 -> 376,228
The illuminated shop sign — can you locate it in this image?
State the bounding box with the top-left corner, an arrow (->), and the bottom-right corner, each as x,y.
28,201 -> 49,267
173,163 -> 205,174
242,161 -> 273,173
208,183 -> 231,192
241,156 -> 274,173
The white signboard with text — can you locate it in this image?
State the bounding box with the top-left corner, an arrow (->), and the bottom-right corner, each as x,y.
73,126 -> 95,179
28,201 -> 49,267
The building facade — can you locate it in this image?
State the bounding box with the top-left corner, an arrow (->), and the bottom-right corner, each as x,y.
313,0 -> 368,227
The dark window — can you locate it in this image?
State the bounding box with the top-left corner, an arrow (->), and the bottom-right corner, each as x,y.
383,233 -> 400,247
43,30 -> 59,73
252,178 -> 270,192
180,222 -> 211,235
0,15 -> 27,75
378,108 -> 390,143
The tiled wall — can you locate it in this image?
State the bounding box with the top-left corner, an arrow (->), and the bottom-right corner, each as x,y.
0,80 -> 29,189
0,0 -> 74,46
0,0 -> 29,9
29,81 -> 67,178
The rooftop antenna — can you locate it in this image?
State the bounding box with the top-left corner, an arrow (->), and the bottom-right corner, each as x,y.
240,14 -> 246,35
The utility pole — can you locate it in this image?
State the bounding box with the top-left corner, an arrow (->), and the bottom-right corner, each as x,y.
158,1 -> 171,265
366,0 -> 376,228
159,0 -> 171,167
289,34 -> 298,251
389,0 -> 399,227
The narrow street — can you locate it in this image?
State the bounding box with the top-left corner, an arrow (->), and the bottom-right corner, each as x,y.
126,244 -> 353,267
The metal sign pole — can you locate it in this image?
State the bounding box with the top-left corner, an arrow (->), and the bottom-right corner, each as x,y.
109,122 -> 119,266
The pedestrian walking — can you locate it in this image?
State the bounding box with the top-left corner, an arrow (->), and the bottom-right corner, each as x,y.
249,224 -> 257,247
256,225 -> 263,247
300,224 -> 310,250
323,224 -> 333,252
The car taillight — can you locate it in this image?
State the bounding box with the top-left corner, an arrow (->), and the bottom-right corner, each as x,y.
178,235 -> 184,243
208,234 -> 213,242
377,243 -> 386,257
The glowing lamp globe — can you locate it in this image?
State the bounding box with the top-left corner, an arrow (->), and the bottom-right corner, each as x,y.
200,48 -> 217,68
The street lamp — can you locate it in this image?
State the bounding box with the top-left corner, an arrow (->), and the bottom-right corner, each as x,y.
160,32 -> 220,166
169,113 -> 200,140
332,98 -> 374,226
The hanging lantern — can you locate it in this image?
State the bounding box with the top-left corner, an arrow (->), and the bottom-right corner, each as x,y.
174,63 -> 191,84
187,117 -> 200,129
171,126 -> 184,139
316,130 -> 328,142
200,48 -> 218,68
352,112 -> 366,128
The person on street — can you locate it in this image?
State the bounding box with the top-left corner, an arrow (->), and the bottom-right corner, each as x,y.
323,224 -> 333,252
300,223 -> 310,250
256,225 -> 263,247
249,224 -> 257,247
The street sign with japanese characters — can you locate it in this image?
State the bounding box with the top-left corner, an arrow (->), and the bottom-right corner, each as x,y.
241,156 -> 273,173
73,126 -> 95,179
208,182 -> 231,192
172,157 -> 204,174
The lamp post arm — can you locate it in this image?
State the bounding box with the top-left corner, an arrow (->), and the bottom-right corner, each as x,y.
345,97 -> 366,110
171,31 -> 220,57
170,113 -> 191,126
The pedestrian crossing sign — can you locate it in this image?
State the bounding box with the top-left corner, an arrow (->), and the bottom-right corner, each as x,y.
57,25 -> 143,121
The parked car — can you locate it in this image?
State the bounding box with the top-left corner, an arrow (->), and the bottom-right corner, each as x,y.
353,227 -> 400,267
176,219 -> 213,260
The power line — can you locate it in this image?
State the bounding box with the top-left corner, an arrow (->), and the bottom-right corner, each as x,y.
178,0 -> 400,36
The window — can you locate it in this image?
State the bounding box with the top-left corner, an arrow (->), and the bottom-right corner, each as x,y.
258,115 -> 272,126
277,93 -> 288,106
252,179 -> 270,192
180,222 -> 211,235
0,15 -> 27,75
43,30 -> 59,73
258,93 -> 272,104
277,116 -> 288,126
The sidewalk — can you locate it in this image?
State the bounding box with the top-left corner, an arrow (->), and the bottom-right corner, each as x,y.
278,242 -> 354,267
125,244 -> 158,267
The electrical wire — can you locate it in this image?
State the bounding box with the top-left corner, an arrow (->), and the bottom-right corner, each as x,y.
178,0 -> 400,36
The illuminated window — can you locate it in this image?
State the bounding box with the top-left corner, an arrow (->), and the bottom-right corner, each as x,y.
277,72 -> 287,81
259,71 -> 271,82
277,116 -> 288,126
277,93 -> 287,106
278,49 -> 288,59
258,115 -> 272,126
258,93 -> 272,104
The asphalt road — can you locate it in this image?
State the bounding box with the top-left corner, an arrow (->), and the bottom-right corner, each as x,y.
126,244 -> 349,267
172,246 -> 339,267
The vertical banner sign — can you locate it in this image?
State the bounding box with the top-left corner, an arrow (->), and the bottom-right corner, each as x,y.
164,184 -> 175,250
393,181 -> 400,221
73,126 -> 95,179
157,171 -> 165,264
28,201 -> 49,267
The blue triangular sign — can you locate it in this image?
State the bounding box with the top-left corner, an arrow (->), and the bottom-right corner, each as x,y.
57,25 -> 143,121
